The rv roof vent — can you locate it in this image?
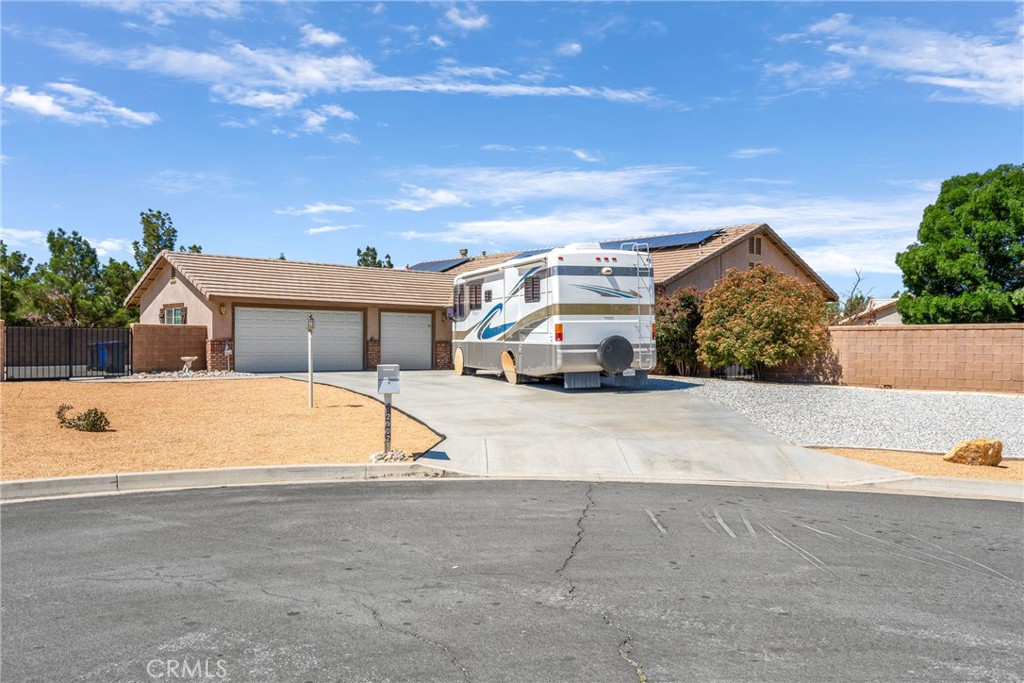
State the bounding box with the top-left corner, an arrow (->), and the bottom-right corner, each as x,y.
563,242 -> 601,250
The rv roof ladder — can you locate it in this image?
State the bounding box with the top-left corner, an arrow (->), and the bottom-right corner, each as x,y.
623,242 -> 655,371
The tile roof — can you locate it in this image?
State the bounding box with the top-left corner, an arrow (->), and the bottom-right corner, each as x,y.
125,251 -> 455,308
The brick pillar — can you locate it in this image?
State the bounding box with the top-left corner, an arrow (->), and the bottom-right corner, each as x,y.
368,337 -> 385,368
434,340 -> 452,370
207,338 -> 234,371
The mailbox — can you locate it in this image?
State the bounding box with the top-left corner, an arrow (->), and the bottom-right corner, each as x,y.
377,364 -> 400,395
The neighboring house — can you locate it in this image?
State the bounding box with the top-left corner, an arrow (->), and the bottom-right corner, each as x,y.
411,223 -> 838,302
125,251 -> 454,372
839,298 -> 903,326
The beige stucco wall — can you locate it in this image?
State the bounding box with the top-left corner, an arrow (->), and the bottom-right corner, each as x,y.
666,235 -> 824,297
139,262 -> 215,332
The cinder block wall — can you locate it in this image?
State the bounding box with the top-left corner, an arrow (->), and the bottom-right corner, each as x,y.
131,324 -> 208,373
764,324 -> 1023,393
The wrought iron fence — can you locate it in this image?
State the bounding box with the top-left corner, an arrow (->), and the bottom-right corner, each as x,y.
3,326 -> 132,380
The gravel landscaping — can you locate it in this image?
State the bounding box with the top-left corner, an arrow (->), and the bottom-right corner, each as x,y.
667,377 -> 1024,459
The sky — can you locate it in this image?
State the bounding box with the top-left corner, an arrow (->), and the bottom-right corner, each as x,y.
2,1 -> 1022,301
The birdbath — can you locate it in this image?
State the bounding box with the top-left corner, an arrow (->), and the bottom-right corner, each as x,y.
181,356 -> 199,374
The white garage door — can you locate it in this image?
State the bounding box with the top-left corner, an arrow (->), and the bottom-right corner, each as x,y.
235,307 -> 363,373
381,312 -> 432,370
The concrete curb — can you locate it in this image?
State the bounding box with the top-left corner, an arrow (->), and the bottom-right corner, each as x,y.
1,463 -> 443,502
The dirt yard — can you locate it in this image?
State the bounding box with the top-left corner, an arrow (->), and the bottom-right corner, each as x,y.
1,378 -> 440,480
816,447 -> 1024,482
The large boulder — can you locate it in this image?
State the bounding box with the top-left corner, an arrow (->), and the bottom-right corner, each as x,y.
943,439 -> 1003,466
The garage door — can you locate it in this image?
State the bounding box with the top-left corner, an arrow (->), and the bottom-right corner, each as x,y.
235,307 -> 363,373
381,312 -> 432,370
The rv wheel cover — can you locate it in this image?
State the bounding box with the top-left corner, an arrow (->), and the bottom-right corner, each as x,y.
597,335 -> 634,374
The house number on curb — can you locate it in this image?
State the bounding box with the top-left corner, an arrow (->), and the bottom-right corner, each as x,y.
377,365 -> 400,452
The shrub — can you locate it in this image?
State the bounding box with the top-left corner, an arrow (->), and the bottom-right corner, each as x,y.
56,404 -> 111,432
696,264 -> 829,378
655,287 -> 703,375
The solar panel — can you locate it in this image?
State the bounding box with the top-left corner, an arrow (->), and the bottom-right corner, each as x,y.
600,228 -> 722,251
408,257 -> 471,272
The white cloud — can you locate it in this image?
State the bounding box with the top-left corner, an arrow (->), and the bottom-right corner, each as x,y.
571,149 -> 601,163
743,178 -> 794,186
50,37 -> 662,110
556,41 -> 583,57
0,227 -> 46,246
730,147 -> 780,159
1,82 -> 159,126
141,169 -> 240,194
446,5 -> 489,31
0,155 -> 8,164
275,202 -> 355,216
87,0 -> 243,27
770,12 -> 1023,107
89,237 -> 131,256
299,104 -> 358,133
328,132 -> 360,144
300,24 -> 345,48
482,144 -> 516,152
389,185 -> 467,212
386,165 -> 694,211
306,225 -> 350,235
428,35 -> 449,49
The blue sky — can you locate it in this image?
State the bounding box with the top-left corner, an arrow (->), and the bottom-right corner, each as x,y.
2,1 -> 1022,300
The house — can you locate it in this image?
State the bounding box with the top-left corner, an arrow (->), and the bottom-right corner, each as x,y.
840,298 -> 903,326
411,223 -> 838,302
124,252 -> 455,372
126,223 -> 836,374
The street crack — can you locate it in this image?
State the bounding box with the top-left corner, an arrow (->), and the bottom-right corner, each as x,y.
602,611 -> 648,683
555,483 -> 596,602
357,599 -> 472,683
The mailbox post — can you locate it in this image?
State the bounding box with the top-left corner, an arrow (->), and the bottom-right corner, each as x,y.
306,314 -> 315,408
376,364 -> 400,453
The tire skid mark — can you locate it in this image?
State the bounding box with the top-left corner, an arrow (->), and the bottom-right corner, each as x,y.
697,511 -> 717,534
841,525 -> 1017,583
739,511 -> 756,537
795,522 -> 841,539
645,509 -> 667,535
759,522 -> 829,573
901,532 -> 1019,585
713,509 -> 737,539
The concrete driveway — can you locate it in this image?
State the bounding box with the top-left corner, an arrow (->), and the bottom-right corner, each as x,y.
302,371 -> 910,488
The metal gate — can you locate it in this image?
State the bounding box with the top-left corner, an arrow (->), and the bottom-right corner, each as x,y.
3,326 -> 132,380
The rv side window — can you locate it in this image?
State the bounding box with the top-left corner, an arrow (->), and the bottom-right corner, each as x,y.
524,276 -> 541,303
469,283 -> 482,310
484,290 -> 493,303
452,285 -> 466,321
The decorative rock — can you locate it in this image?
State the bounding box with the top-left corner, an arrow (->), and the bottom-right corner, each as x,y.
942,439 -> 1003,466
370,450 -> 409,463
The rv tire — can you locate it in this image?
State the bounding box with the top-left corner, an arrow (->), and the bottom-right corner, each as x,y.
501,351 -> 521,385
453,348 -> 475,376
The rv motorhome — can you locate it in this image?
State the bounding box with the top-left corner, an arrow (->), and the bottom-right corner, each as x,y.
449,243 -> 656,389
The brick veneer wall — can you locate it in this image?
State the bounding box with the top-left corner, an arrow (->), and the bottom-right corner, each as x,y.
763,324 -> 1023,394
131,324 -> 208,373
207,338 -> 234,371
366,339 -> 381,369
434,341 -> 453,370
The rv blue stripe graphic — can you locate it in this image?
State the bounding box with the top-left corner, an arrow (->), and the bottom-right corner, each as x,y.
478,303 -> 516,340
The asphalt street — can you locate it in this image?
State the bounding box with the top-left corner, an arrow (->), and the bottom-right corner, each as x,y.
2,481 -> 1021,683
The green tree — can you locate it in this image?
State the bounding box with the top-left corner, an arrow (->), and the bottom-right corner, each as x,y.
356,245 -> 394,269
131,209 -> 202,272
696,265 -> 829,378
0,240 -> 34,324
132,209 -> 177,271
22,229 -> 103,326
896,163 -> 1024,323
97,258 -> 140,327
655,287 -> 703,375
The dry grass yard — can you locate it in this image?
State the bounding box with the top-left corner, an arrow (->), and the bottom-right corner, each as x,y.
1,378 -> 440,480
817,447 -> 1024,482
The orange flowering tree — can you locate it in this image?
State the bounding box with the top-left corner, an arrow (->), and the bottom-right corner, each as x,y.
696,264 -> 829,377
